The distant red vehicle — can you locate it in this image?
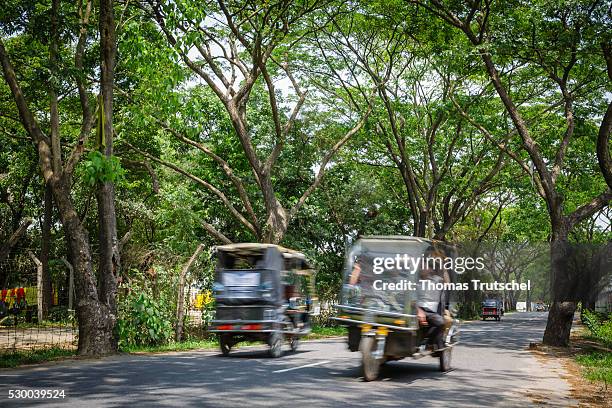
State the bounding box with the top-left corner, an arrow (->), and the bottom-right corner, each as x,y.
482,299 -> 504,321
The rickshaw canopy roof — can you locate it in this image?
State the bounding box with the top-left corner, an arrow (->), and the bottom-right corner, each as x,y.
214,243 -> 314,273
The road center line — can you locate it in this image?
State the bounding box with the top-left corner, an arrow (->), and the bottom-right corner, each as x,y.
273,360 -> 330,373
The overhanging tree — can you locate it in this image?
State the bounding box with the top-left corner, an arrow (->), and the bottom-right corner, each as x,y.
409,0 -> 612,346
0,0 -> 121,355
125,0 -> 374,244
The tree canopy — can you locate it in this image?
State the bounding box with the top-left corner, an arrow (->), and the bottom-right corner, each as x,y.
0,0 -> 609,353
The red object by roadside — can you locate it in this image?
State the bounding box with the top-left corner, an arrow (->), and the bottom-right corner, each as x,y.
16,287 -> 25,301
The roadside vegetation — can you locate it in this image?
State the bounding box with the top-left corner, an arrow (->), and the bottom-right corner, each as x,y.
575,352 -> 612,385
575,310 -> 612,387
582,310 -> 612,349
0,348 -> 75,369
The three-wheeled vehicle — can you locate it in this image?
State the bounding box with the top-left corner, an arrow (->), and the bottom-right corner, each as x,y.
333,236 -> 460,381
481,299 -> 504,321
209,243 -> 319,357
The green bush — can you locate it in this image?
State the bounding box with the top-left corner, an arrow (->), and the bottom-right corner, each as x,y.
47,306 -> 75,323
582,309 -> 612,348
575,352 -> 612,384
118,292 -> 173,348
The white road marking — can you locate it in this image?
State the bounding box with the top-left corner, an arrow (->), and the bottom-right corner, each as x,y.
460,328 -> 502,332
272,360 -> 330,373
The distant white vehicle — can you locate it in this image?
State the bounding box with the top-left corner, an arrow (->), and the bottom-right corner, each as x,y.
516,302 -> 527,312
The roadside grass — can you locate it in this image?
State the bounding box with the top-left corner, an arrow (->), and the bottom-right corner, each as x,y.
575,352 -> 612,385
571,311 -> 612,391
120,338 -> 219,353
0,348 -> 75,368
305,325 -> 346,339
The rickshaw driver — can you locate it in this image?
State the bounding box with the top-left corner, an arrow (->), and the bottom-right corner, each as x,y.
416,248 -> 449,351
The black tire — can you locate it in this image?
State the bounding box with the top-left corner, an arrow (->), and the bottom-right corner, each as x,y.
348,326 -> 360,352
439,347 -> 452,371
360,336 -> 381,381
290,336 -> 299,352
269,331 -> 283,358
219,335 -> 232,356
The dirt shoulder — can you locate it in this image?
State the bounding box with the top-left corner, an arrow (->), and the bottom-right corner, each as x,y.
528,324 -> 610,407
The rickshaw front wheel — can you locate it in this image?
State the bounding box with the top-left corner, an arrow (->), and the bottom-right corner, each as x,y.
269,331 -> 283,358
439,347 -> 452,372
360,336 -> 381,381
290,336 -> 299,352
219,334 -> 232,356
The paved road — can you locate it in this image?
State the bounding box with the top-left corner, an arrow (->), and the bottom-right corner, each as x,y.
1,312 -> 575,407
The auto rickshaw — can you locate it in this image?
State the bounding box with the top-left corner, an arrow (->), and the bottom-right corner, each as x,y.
333,236 -> 460,381
209,243 -> 319,357
481,298 -> 504,321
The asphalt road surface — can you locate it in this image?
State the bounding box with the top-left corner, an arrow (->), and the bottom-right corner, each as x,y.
1,312 -> 575,407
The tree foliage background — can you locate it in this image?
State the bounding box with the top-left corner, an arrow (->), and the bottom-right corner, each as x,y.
0,0 -> 609,352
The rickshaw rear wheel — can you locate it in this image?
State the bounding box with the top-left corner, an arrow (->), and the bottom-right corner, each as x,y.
219,335 -> 232,356
439,347 -> 452,371
269,331 -> 283,358
360,336 -> 381,381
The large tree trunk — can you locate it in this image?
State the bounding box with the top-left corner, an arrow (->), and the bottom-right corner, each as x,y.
52,179 -> 116,355
96,0 -> 119,349
543,301 -> 576,347
543,221 -> 576,346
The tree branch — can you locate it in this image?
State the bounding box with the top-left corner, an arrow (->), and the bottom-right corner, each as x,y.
125,142 -> 258,237
567,189 -> 612,229
289,100 -> 373,220
203,221 -> 233,244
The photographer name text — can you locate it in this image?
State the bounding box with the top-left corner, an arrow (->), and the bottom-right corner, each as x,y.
373,279 -> 531,291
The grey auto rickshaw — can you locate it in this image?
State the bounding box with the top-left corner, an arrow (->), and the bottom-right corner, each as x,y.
209,243 -> 319,357
333,236 -> 460,381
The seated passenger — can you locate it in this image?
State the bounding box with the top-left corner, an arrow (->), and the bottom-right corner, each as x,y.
416,248 -> 449,351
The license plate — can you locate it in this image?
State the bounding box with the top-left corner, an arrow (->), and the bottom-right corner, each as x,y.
223,272 -> 260,287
